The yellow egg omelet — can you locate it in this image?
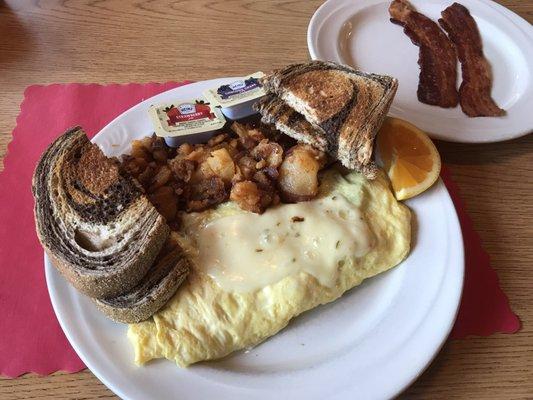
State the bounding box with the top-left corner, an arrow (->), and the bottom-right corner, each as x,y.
128,168 -> 411,367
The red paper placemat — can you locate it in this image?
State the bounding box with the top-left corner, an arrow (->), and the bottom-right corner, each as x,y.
0,83 -> 520,378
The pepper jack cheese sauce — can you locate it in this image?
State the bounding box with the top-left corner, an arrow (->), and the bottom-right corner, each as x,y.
128,169 -> 411,368
190,195 -> 373,292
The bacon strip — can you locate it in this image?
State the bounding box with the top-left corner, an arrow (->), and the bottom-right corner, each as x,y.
439,3 -> 505,117
389,0 -> 458,108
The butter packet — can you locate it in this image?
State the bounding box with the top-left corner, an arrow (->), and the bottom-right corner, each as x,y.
203,72 -> 266,119
148,99 -> 226,146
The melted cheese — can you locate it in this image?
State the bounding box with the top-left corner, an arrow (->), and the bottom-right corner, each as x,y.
184,195 -> 373,292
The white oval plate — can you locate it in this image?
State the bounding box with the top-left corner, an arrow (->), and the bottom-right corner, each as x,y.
308,0 -> 533,143
45,79 -> 464,400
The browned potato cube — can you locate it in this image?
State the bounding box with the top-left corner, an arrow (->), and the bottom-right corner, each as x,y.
177,143 -> 193,156
152,149 -> 168,163
149,165 -> 172,192
206,148 -> 235,184
207,133 -> 228,147
140,136 -> 154,151
148,186 -> 177,221
190,160 -> 215,183
131,140 -> 151,161
278,144 -> 324,202
230,180 -> 272,214
133,157 -> 148,170
123,159 -> 140,176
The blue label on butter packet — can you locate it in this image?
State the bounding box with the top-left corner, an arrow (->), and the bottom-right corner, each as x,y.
217,77 -> 262,99
203,72 -> 266,108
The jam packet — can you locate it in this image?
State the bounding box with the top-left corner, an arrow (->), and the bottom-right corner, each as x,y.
148,99 -> 226,146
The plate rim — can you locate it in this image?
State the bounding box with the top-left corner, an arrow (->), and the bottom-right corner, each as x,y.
307,0 -> 533,144
45,78 -> 465,400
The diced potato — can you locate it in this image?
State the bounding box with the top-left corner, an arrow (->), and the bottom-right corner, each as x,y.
236,156 -> 256,180
123,159 -> 140,176
247,128 -> 266,142
186,176 -> 228,212
148,186 -> 177,221
169,158 -> 196,182
121,124 -> 318,219
177,143 -> 193,156
251,140 -> 283,168
207,133 -> 228,147
185,147 -> 209,163
149,165 -> 172,191
140,136 -> 155,152
278,145 -> 323,202
133,157 -> 148,170
206,148 -> 235,184
131,140 -> 151,161
152,149 -> 168,163
230,180 -> 272,214
230,122 -> 249,138
230,181 -> 262,213
190,160 -> 215,184
137,165 -> 156,187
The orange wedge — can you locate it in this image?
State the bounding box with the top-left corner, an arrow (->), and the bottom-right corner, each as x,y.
377,117 -> 441,201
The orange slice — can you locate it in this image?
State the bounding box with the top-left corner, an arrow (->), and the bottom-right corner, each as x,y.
377,117 -> 441,200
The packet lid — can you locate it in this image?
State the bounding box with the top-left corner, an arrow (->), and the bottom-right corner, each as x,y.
203,72 -> 266,108
148,99 -> 226,138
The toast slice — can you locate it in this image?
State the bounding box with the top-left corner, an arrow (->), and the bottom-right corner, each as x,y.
32,127 -> 175,301
262,61 -> 398,177
254,94 -> 328,152
95,234 -> 190,323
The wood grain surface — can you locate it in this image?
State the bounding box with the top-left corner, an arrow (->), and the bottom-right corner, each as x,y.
1,0 -> 532,399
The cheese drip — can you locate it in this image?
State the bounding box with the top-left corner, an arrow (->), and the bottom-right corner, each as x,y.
186,195 -> 373,292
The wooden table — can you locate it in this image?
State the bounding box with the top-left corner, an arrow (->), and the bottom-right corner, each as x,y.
1,0 -> 531,398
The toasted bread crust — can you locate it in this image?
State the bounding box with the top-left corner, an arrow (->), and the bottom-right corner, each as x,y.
33,127 -> 173,299
95,249 -> 190,323
43,218 -> 169,299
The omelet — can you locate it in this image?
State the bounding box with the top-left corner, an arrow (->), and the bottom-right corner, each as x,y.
128,168 -> 411,367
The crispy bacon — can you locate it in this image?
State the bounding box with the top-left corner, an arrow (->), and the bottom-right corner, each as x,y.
389,0 -> 458,108
439,3 -> 505,117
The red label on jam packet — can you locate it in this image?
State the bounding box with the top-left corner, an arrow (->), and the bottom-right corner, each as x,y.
149,99 -> 226,138
164,102 -> 216,125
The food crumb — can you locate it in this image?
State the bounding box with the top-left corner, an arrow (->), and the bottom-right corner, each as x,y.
291,216 -> 305,222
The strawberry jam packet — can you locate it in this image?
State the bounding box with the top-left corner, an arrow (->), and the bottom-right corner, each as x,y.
148,99 -> 226,146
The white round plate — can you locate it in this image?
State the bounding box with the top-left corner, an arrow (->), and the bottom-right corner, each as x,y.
308,0 -> 533,143
45,79 -> 464,400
